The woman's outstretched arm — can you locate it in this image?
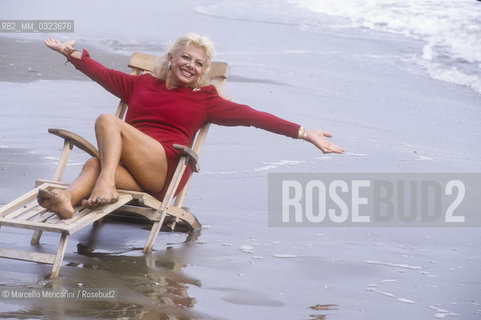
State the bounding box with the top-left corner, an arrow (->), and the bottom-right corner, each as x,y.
44,38 -> 140,102
206,91 -> 345,154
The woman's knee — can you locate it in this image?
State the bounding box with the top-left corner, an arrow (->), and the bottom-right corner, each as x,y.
82,157 -> 100,173
95,113 -> 119,131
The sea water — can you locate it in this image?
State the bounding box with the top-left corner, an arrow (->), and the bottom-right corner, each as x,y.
2,0 -> 480,95
287,0 -> 481,95
196,0 -> 481,95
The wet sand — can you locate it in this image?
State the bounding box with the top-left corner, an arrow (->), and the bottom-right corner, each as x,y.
0,37 -> 130,82
0,148 -> 49,203
1,7 -> 481,320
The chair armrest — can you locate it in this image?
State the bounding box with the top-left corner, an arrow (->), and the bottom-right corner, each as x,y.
173,144 -> 200,172
48,128 -> 99,158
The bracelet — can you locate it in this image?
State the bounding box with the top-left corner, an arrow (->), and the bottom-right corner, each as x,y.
62,46 -> 78,64
298,126 -> 307,139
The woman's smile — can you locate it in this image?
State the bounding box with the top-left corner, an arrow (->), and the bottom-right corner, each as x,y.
169,45 -> 207,88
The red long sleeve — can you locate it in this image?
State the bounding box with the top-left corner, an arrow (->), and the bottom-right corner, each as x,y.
69,50 -> 140,102
204,87 -> 300,139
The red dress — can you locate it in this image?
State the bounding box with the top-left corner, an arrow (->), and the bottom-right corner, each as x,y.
70,50 -> 300,199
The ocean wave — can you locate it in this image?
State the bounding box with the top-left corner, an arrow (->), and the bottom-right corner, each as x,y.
195,1 -> 306,26
289,0 -> 481,95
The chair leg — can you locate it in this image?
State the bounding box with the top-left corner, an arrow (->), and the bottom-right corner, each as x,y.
50,233 -> 70,278
144,251 -> 155,269
31,230 -> 43,245
143,212 -> 167,254
143,154 -> 189,253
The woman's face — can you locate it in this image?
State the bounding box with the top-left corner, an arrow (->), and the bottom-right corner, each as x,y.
169,45 -> 207,88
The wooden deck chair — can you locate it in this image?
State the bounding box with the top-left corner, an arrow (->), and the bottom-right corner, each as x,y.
0,52 -> 230,278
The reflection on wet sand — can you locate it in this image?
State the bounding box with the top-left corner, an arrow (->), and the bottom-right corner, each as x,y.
309,304 -> 338,320
0,218 -> 212,320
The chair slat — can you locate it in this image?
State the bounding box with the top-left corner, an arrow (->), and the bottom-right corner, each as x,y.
20,206 -> 48,221
128,52 -> 159,73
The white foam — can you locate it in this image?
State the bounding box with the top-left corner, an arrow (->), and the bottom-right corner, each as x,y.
344,152 -> 368,158
367,287 -> 416,304
66,162 -> 85,167
366,287 -> 395,298
419,61 -> 481,94
381,279 -> 397,283
201,171 -> 239,175
273,253 -> 297,258
240,245 -> 254,254
428,306 -> 449,313
290,0 -> 481,95
397,297 -> 415,304
416,155 -> 434,161
365,260 -> 423,270
419,271 -> 437,278
316,156 -> 332,161
428,305 -> 460,318
254,160 -> 304,172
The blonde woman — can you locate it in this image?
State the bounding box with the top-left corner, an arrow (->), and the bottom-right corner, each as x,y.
39,34 -> 344,219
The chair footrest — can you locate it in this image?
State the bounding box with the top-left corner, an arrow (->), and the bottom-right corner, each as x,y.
0,247 -> 56,264
0,182 -> 134,235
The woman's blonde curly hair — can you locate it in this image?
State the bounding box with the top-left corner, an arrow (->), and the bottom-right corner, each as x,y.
152,33 -> 216,89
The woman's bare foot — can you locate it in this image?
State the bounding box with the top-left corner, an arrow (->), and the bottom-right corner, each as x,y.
37,189 -> 75,219
83,176 -> 119,208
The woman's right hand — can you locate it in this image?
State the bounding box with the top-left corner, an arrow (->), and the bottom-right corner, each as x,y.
44,38 -> 76,56
304,129 -> 345,154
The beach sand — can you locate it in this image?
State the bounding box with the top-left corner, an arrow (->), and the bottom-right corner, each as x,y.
1,5 -> 481,319
0,37 -> 130,82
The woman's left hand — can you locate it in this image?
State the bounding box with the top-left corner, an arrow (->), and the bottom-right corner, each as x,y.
45,38 -> 75,55
304,129 -> 345,154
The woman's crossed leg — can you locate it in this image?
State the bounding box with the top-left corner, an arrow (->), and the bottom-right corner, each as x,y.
38,114 -> 169,219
